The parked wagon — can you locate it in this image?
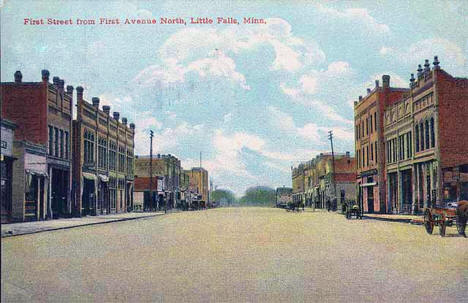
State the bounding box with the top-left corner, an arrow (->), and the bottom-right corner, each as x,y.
423,200 -> 467,237
345,204 -> 362,219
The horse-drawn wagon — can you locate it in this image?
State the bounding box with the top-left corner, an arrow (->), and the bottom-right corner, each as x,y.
423,201 -> 467,237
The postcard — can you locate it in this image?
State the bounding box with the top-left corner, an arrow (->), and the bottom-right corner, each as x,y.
1,1 -> 467,302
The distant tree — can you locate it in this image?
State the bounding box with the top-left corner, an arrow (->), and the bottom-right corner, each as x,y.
239,186 -> 276,206
211,189 -> 237,206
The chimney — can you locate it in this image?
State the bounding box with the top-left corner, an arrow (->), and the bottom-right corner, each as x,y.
58,79 -> 64,90
424,59 -> 430,73
41,69 -> 50,82
53,76 -> 60,86
346,151 -> 350,158
14,71 -> 22,83
359,95 -> 362,101
367,88 -> 371,94
66,85 -> 74,95
354,101 -> 358,106
113,111 -> 120,121
409,74 -> 415,88
129,123 -> 135,130
375,80 -> 379,88
122,117 -> 128,125
417,64 -> 423,78
92,97 -> 100,109
76,86 -> 84,101
102,105 -> 111,115
382,75 -> 390,88
433,56 -> 440,70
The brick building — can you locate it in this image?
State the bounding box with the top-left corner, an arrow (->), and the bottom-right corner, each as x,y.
186,167 -> 209,207
292,152 -> 355,210
1,70 -> 73,221
134,154 -> 182,210
1,119 -> 17,223
72,87 -> 135,216
354,75 -> 408,213
385,57 -> 468,213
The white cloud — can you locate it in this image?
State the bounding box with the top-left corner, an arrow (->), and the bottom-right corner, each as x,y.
315,4 -> 390,34
133,18 -> 327,91
379,38 -> 467,76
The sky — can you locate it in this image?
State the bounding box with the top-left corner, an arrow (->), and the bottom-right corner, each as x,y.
2,0 -> 467,196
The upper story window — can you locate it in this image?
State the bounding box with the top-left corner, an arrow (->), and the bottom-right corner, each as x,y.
48,126 -> 54,155
84,129 -> 95,164
430,118 -> 435,148
415,125 -> 419,152
425,120 -> 430,150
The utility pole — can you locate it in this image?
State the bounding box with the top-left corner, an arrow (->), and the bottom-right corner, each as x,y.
328,130 -> 337,211
149,130 -> 154,211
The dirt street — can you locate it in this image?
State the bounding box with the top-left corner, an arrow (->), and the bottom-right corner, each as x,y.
2,207 -> 467,302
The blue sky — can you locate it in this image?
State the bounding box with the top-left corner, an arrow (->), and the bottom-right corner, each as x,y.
2,0 -> 467,195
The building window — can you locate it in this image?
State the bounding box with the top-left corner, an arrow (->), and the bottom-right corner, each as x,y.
48,126 -> 54,155
370,142 -> 374,161
370,115 -> 373,133
54,127 -> 59,157
98,137 -> 107,169
430,118 -> 435,148
60,130 -> 64,158
366,118 -> 369,135
84,129 -> 95,164
127,150 -> 133,176
425,120 -> 430,150
407,132 -> 412,157
374,112 -> 377,131
109,141 -> 117,171
65,131 -> 69,159
366,146 -> 369,166
415,125 -> 419,152
420,122 -> 424,151
119,146 -> 125,173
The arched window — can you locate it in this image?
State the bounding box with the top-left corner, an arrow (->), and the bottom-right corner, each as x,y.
430,117 -> 435,148
425,120 -> 430,150
420,122 -> 424,151
415,125 -> 419,152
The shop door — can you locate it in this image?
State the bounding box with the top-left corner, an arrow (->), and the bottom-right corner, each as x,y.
367,187 -> 374,213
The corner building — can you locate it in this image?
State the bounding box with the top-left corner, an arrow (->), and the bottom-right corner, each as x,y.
73,87 -> 135,216
1,70 -> 73,221
385,58 -> 468,213
354,75 -> 408,213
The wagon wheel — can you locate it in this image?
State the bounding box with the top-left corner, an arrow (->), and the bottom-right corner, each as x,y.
424,209 -> 434,235
456,217 -> 466,237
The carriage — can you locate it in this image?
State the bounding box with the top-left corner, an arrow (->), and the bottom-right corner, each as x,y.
345,204 -> 363,219
423,201 -> 467,237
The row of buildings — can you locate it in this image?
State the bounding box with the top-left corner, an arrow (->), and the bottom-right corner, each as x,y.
133,155 -> 209,211
292,57 -> 468,214
291,152 -> 356,211
0,70 -> 209,223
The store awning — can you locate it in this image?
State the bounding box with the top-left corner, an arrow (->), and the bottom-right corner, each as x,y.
360,182 -> 377,187
98,174 -> 109,182
25,169 -> 48,178
82,172 -> 97,181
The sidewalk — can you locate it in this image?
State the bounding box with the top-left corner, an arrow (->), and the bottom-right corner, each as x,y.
303,208 -> 423,224
1,211 -> 164,238
363,213 -> 423,224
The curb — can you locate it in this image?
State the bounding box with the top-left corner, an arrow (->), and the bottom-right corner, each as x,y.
362,215 -> 414,224
1,213 -> 164,238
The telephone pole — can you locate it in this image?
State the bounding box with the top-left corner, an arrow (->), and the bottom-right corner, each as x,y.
149,130 -> 154,211
328,130 -> 337,211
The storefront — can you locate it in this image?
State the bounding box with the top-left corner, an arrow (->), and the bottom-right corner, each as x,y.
1,119 -> 16,223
